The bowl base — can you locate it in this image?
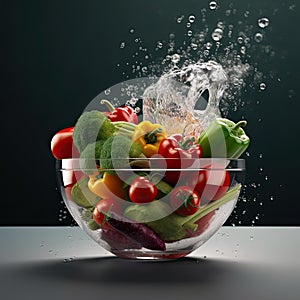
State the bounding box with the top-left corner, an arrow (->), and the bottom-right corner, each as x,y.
111,250 -> 192,260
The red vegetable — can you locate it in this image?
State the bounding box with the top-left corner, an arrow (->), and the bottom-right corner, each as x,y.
158,133 -> 202,185
50,127 -> 79,159
101,99 -> 138,124
170,186 -> 201,216
186,164 -> 230,202
129,176 -> 157,204
93,198 -> 122,227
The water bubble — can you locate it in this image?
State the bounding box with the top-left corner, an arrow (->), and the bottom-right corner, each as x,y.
171,53 -> 180,64
254,32 -> 263,43
134,107 -> 141,113
258,17 -> 270,28
120,42 -> 126,49
259,82 -> 266,90
209,1 -> 218,10
212,28 -> 223,41
104,89 -> 111,95
188,15 -> 196,23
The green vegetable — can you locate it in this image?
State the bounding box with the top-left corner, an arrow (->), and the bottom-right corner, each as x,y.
124,184 -> 241,242
198,118 -> 250,158
100,135 -> 142,173
79,140 -> 105,174
71,177 -> 100,208
73,110 -> 116,153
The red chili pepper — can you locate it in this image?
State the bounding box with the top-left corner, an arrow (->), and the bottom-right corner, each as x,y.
158,132 -> 202,185
101,99 -> 138,124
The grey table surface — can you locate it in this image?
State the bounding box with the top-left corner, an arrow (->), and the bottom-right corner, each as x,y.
1,226 -> 300,300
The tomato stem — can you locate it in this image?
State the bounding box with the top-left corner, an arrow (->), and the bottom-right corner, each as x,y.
101,99 -> 115,112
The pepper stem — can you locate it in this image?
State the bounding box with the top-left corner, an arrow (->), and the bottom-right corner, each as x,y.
144,127 -> 162,144
100,99 -> 115,112
232,120 -> 247,131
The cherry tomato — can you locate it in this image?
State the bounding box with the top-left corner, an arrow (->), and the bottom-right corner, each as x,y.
187,164 -> 230,202
50,127 -> 79,159
93,198 -> 122,227
158,136 -> 202,185
129,176 -> 157,204
170,186 -> 201,216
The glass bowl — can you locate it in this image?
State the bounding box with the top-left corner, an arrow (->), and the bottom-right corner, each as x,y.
56,157 -> 245,260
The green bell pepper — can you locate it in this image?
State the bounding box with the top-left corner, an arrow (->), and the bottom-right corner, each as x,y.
198,118 -> 250,158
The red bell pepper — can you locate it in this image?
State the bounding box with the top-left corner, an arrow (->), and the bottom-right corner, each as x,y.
50,127 -> 80,159
158,132 -> 202,185
101,99 -> 138,124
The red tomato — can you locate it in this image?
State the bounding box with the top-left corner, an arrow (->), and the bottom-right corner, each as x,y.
187,165 -> 230,202
170,186 -> 201,216
50,127 -> 79,159
93,198 -> 122,227
129,177 -> 157,204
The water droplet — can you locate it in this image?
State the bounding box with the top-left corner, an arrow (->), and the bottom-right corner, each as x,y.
191,43 -> 198,50
186,22 -> 191,28
288,89 -> 295,99
129,29 -> 135,33
259,153 -> 263,158
225,9 -> 231,16
203,49 -> 210,56
177,16 -> 184,23
245,151 -> 250,157
289,4 -> 296,10
265,175 -> 268,180
171,54 -> 180,64
209,1 -> 218,10
205,42 -> 212,49
254,32 -> 263,43
237,36 -> 243,44
189,15 -> 196,23
240,46 -> 246,55
187,30 -> 193,37
134,107 -> 140,113
212,28 -> 223,41
260,82 -> 266,90
120,42 -> 126,49
250,236 -> 254,240
258,17 -> 270,28
244,11 -> 250,18
169,33 -> 175,40
270,195 -> 274,201
104,89 -> 111,95
157,41 -> 163,49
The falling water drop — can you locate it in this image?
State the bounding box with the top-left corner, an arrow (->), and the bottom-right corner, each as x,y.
189,15 -> 196,23
212,28 -> 223,41
171,54 -> 181,64
254,32 -> 263,43
209,1 -> 218,10
259,82 -> 266,90
258,17 -> 270,28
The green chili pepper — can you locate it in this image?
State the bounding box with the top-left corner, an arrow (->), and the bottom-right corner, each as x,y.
198,118 -> 250,158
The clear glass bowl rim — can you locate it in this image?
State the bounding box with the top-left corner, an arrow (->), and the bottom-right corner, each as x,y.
56,158 -> 245,172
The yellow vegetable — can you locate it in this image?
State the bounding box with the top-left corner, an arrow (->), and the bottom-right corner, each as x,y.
88,172 -> 126,200
131,121 -> 167,157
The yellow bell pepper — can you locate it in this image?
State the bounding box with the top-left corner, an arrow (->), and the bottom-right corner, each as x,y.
88,172 -> 126,200
131,120 -> 167,157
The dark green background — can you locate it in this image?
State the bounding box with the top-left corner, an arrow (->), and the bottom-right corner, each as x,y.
1,0 -> 299,225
